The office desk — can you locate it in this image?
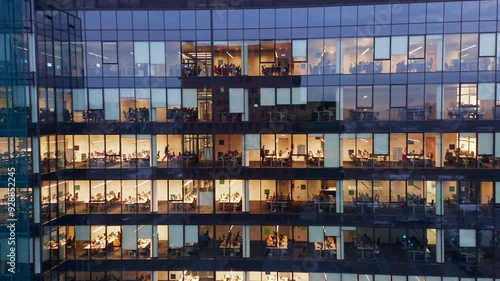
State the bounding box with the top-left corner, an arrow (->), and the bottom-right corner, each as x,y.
357,244 -> 379,259
408,247 -> 431,261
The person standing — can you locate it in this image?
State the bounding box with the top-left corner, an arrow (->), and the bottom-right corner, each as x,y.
260,145 -> 266,164
162,145 -> 169,161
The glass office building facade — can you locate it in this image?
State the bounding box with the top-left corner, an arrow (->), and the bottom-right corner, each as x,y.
3,0 -> 500,280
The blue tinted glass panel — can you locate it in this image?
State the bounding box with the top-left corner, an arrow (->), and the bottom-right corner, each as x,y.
426,23 -> 443,34
324,27 -> 340,37
308,7 -> 324,27
180,11 -> 196,29
462,1 -> 479,21
392,4 -> 408,24
228,29 -> 243,40
443,22 -> 460,33
260,9 -> 275,28
102,30 -> 117,40
374,5 -> 391,25
462,22 -> 478,33
444,2 -> 461,21
196,10 -> 210,29
276,28 -> 291,39
149,11 -> 164,30
291,28 -> 307,38
358,5 -> 374,25
325,7 -> 340,26
165,30 -> 180,40
479,21 -> 496,32
213,10 -> 227,29
260,29 -> 274,39
276,8 -> 291,28
149,30 -> 164,40
391,24 -> 408,35
358,25 -> 374,36
85,11 -> 100,29
409,3 -> 426,23
165,11 -> 180,29
292,8 -> 307,27
197,30 -> 210,40
133,30 -> 148,40
244,9 -> 259,28
409,24 -> 425,34
244,29 -> 259,39
117,30 -> 133,40
213,30 -> 227,40
308,27 -> 323,38
180,30 -> 196,40
480,0 -> 497,20
132,11 -> 148,29
228,10 -> 243,29
341,6 -> 357,25
426,2 -> 443,22
101,11 -> 116,30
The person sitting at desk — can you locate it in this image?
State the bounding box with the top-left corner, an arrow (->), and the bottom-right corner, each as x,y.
306,151 -> 315,164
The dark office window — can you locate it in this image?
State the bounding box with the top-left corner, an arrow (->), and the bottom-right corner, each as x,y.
444,2 -> 461,22
308,7 -> 324,27
291,8 -> 308,27
85,11 -> 100,29
357,5 -> 374,25
325,7 -> 340,26
409,3 -> 426,23
244,9 -> 259,29
462,1 -> 480,22
341,6 -> 357,25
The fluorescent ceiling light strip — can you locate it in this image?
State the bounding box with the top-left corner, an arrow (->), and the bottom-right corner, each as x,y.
136,180 -> 150,187
408,46 -> 422,55
226,51 -> 233,58
182,180 -> 193,187
360,48 -> 370,56
92,180 -> 113,189
92,226 -> 104,233
459,45 -> 476,52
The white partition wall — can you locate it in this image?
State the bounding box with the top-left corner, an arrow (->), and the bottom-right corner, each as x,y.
308,226 -> 323,243
325,226 -> 340,237
230,88 -> 244,114
244,134 -> 260,166
122,225 -> 137,251
374,134 -> 389,156
478,133 -> 494,155
168,225 -> 183,248
260,88 -> 275,106
75,225 -> 90,241
324,134 -> 340,167
185,225 -> 199,245
182,89 -> 197,108
167,89 -> 181,109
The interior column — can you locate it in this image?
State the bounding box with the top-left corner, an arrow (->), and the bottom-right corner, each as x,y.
242,225 -> 250,258
336,180 -> 344,213
151,135 -> 157,167
152,180 -> 158,213
337,229 -> 344,260
436,229 -> 444,263
435,181 -> 443,215
242,43 -> 248,75
242,180 -> 250,212
152,225 -> 158,258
